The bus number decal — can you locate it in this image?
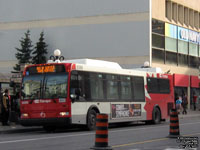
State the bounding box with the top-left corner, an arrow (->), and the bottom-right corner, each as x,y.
111,104 -> 141,119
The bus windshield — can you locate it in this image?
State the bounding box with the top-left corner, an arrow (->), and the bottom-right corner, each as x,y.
21,73 -> 68,100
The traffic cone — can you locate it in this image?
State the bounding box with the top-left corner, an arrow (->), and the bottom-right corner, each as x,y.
168,109 -> 180,138
91,114 -> 112,150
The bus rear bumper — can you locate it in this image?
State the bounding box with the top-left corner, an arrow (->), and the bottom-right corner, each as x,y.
19,117 -> 71,126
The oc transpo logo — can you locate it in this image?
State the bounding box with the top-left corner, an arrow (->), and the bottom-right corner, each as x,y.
40,112 -> 46,118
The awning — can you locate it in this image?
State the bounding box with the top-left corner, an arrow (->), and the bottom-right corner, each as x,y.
190,75 -> 200,88
173,74 -> 189,87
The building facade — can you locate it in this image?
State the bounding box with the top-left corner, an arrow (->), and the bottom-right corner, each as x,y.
0,0 -> 200,108
152,0 -> 200,109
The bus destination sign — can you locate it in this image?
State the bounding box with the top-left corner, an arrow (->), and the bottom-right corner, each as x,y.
36,65 -> 55,73
26,65 -> 66,75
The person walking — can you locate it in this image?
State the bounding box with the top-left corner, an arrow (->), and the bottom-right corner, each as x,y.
176,96 -> 182,114
182,94 -> 188,114
193,94 -> 197,111
0,90 -> 3,122
1,89 -> 10,126
198,96 -> 200,111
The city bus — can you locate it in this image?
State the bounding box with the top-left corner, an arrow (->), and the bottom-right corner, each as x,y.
20,53 -> 174,131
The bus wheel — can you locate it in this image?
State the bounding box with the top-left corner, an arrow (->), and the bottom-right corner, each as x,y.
87,109 -> 97,130
152,108 -> 161,124
43,126 -> 56,133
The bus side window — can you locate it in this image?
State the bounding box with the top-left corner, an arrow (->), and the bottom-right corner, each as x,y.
83,72 -> 91,100
106,74 -> 119,100
70,71 -> 86,101
147,77 -> 170,94
132,76 -> 145,102
78,72 -> 86,100
89,73 -> 104,100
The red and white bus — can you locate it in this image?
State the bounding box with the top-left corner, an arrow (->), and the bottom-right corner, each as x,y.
20,52 -> 174,131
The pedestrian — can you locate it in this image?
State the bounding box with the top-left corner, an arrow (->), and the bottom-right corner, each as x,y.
15,92 -> 21,118
182,94 -> 188,114
0,90 -> 3,121
1,89 -> 10,126
193,94 -> 197,111
198,95 -> 200,111
176,96 -> 182,114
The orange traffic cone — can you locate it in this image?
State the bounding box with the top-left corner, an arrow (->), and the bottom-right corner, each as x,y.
91,114 -> 112,150
168,109 -> 180,138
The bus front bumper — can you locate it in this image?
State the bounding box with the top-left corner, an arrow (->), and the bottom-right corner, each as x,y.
19,117 -> 71,126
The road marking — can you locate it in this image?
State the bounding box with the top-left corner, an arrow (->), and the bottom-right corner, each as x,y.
0,121 -> 200,144
110,121 -> 200,133
112,132 -> 200,148
112,137 -> 168,148
0,132 -> 93,144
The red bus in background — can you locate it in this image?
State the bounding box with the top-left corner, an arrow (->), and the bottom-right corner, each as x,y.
20,54 -> 174,131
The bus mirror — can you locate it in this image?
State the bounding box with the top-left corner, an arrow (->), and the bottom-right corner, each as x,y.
70,94 -> 76,102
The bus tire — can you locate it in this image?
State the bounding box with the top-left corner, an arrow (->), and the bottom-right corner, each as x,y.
87,109 -> 97,130
152,107 -> 161,124
43,126 -> 56,133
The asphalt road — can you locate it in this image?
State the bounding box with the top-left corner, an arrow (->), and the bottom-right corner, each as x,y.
0,117 -> 199,150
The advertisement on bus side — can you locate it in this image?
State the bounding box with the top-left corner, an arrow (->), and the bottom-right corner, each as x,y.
111,104 -> 141,118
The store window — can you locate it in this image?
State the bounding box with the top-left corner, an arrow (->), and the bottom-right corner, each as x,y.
152,34 -> 165,49
189,56 -> 199,68
199,45 -> 200,56
178,54 -> 188,67
166,51 -> 177,65
178,40 -> 188,54
190,88 -> 200,110
174,87 -> 187,100
152,20 -> 164,35
189,43 -> 198,57
165,37 -> 177,52
152,48 -> 165,64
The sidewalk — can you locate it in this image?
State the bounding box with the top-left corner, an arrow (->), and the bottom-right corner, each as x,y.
0,122 -> 42,132
0,110 -> 200,132
178,109 -> 200,119
0,123 -> 21,132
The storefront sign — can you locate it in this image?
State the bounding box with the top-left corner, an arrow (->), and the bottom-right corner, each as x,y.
165,23 -> 177,38
165,23 -> 200,44
178,26 -> 200,44
178,27 -> 188,41
111,104 -> 141,119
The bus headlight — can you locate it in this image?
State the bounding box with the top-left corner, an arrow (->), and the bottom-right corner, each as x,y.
21,113 -> 29,118
59,112 -> 69,116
